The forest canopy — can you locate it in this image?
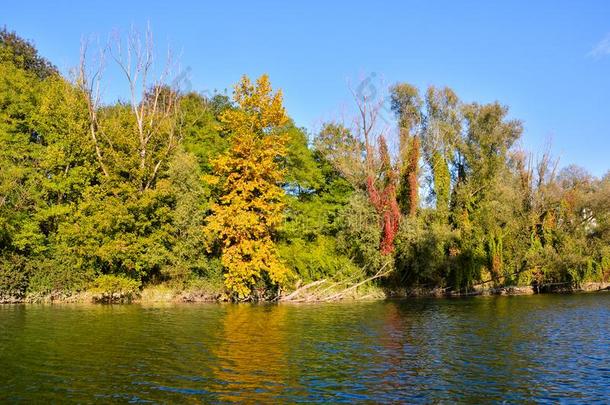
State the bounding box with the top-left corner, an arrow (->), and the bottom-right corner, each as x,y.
1,28 -> 609,302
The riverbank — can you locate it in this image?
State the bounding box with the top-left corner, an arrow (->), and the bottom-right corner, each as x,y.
1,281 -> 608,304
386,282 -> 610,298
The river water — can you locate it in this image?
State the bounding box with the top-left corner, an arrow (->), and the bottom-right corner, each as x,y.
0,294 -> 608,403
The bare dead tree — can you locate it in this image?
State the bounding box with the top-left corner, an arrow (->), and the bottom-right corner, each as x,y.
536,143 -> 560,189
77,39 -> 109,177
349,78 -> 389,178
346,78 -> 395,193
107,24 -> 182,191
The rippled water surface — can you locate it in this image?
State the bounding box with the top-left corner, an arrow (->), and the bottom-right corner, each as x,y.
0,294 -> 608,403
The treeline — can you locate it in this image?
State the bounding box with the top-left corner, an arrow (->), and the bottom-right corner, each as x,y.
0,29 -> 608,302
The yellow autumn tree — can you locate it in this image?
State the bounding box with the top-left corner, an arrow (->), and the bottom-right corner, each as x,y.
206,74 -> 290,298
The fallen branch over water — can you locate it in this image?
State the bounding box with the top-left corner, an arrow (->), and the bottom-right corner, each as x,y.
322,263 -> 392,301
280,261 -> 392,303
280,279 -> 327,301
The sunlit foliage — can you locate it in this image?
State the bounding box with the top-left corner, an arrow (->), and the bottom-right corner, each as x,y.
0,29 -> 608,301
205,75 -> 290,298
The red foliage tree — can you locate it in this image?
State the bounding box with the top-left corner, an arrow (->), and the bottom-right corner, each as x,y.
366,136 -> 400,255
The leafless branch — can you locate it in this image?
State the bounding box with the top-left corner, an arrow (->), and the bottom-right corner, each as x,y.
78,38 -> 109,177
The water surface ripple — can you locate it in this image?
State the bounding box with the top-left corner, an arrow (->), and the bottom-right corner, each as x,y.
0,294 -> 608,402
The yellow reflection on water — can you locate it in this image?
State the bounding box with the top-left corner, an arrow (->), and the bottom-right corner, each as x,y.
211,304 -> 290,401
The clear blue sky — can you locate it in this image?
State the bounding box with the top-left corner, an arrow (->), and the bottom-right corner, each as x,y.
4,0 -> 610,176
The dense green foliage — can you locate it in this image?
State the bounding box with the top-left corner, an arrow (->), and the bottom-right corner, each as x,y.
0,29 -> 608,301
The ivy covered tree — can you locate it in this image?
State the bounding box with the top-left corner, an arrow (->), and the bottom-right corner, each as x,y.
390,83 -> 422,217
